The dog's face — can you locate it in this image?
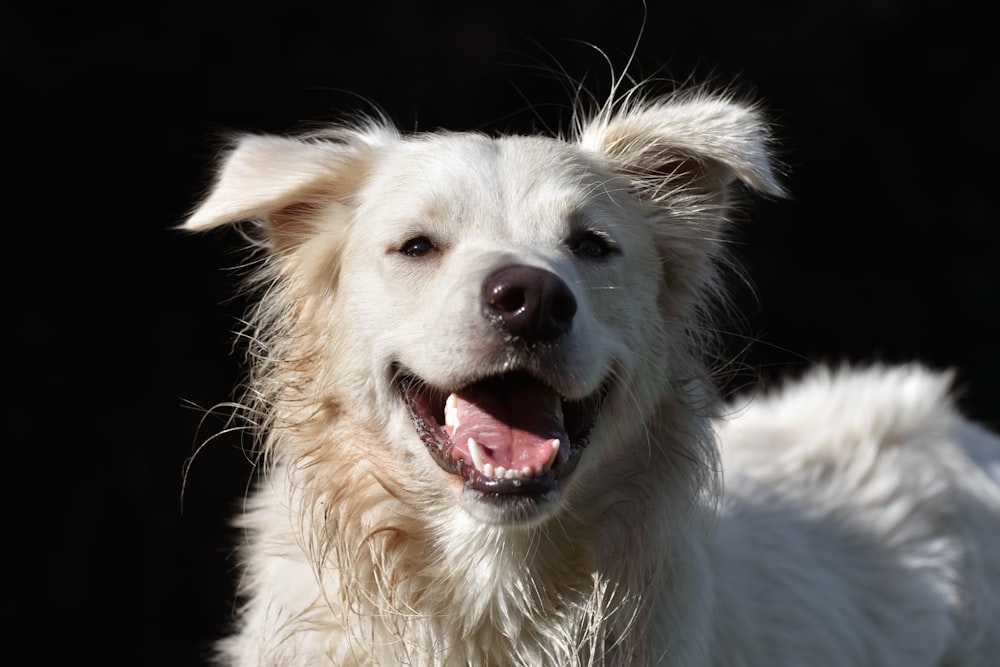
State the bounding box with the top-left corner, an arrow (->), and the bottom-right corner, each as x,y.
337,133 -> 663,524
185,96 -> 782,527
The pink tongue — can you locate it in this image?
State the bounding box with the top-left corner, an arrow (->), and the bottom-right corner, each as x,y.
448,381 -> 567,472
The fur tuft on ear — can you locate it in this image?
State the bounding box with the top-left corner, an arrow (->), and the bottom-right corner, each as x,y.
576,93 -> 786,200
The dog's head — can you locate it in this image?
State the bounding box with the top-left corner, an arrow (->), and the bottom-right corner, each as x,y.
184,93 -> 782,527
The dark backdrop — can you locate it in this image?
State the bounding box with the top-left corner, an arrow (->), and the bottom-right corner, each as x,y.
7,2 -> 998,664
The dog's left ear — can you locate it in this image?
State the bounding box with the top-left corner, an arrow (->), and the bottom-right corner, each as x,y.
577,94 -> 786,201
578,95 -> 786,313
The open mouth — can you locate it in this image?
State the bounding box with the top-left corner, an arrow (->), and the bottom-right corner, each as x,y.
395,368 -> 607,500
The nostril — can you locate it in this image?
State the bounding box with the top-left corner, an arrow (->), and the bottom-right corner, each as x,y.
550,289 -> 577,323
490,284 -> 528,316
482,265 -> 577,342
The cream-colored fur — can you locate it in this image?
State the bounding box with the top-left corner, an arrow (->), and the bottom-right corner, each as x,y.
184,91 -> 1000,666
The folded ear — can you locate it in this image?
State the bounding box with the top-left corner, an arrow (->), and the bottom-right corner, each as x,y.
181,127 -> 390,248
578,94 -> 786,319
576,93 -> 786,201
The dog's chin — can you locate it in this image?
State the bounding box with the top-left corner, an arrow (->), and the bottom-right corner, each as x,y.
459,485 -> 565,525
394,366 -> 608,526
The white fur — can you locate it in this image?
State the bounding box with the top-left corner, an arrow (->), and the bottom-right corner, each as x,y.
185,91 -> 1000,666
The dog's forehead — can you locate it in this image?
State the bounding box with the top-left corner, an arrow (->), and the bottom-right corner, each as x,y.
356,132 -> 622,232
401,131 -> 596,183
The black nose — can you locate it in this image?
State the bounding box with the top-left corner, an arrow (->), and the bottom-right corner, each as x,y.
482,265 -> 577,342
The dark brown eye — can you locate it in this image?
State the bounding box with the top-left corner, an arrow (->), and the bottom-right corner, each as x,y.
569,231 -> 616,259
400,236 -> 436,257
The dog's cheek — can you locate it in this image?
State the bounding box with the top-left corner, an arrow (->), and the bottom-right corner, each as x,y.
383,254 -> 498,381
598,245 -> 668,356
599,241 -> 681,420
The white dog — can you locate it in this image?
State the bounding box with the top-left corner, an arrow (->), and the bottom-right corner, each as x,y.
184,89 -> 1000,666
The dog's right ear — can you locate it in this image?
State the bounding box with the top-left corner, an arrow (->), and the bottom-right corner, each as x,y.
181,132 -> 377,249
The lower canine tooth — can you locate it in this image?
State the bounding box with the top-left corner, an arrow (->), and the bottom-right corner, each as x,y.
544,439 -> 560,469
444,393 -> 459,437
467,438 -> 485,471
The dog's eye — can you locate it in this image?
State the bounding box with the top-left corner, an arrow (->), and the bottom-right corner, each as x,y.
400,236 -> 437,258
568,231 -> 616,259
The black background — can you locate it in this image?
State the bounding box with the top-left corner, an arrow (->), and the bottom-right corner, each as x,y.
7,2 -> 998,664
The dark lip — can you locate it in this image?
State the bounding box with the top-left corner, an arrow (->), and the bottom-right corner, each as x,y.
393,365 -> 607,497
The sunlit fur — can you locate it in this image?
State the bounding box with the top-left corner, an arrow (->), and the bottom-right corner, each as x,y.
184,89 -> 1000,666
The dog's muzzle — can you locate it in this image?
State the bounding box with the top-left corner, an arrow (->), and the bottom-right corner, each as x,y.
394,264 -> 607,521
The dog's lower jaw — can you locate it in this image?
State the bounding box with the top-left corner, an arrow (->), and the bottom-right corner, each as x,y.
459,484 -> 564,525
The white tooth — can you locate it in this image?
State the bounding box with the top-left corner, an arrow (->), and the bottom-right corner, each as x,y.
544,439 -> 560,469
504,468 -> 515,479
495,466 -> 507,478
483,463 -> 495,478
467,437 -> 485,471
521,466 -> 532,478
444,393 -> 459,435
533,465 -> 545,476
